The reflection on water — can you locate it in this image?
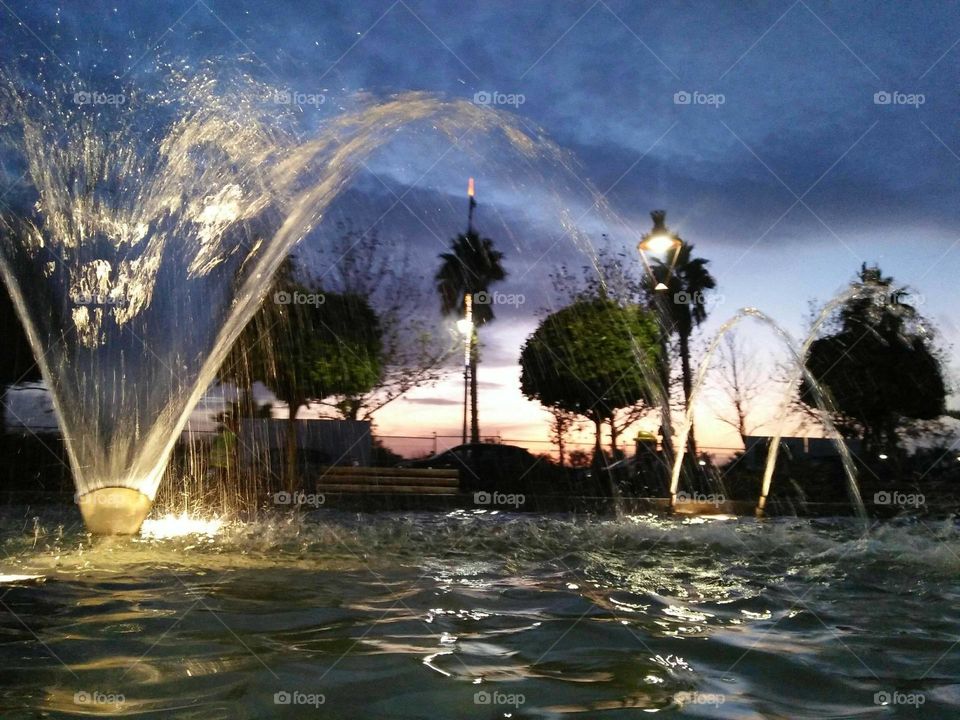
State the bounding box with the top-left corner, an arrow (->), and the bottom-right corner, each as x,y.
0,509 -> 958,718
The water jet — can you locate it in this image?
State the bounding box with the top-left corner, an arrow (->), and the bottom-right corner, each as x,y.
0,73 -> 555,533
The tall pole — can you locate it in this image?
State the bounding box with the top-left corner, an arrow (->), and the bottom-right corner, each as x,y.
466,177 -> 480,443
461,292 -> 472,444
467,177 -> 476,234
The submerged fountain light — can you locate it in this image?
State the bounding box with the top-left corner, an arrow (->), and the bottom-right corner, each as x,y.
140,514 -> 224,539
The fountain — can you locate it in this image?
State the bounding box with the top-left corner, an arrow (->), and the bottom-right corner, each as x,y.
0,72 -> 552,534
667,293 -> 872,520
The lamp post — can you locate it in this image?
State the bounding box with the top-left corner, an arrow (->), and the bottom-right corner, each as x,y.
637,210 -> 682,504
456,294 -> 474,445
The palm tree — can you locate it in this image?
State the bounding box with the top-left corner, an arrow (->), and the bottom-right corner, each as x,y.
436,230 -> 506,442
650,242 -> 716,455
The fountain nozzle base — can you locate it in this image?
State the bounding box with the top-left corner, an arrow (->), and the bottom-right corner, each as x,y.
77,488 -> 153,535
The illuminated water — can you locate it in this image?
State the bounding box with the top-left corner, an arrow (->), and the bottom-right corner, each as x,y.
0,72 -> 556,505
0,510 -> 956,718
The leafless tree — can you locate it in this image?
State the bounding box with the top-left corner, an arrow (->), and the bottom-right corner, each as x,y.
548,407 -> 578,467
711,332 -> 767,444
305,220 -> 453,421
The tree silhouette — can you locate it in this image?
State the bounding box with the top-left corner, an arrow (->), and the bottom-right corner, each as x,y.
435,229 -> 506,443
646,240 -> 716,454
225,260 -> 382,490
519,297 -> 660,489
801,264 -> 946,456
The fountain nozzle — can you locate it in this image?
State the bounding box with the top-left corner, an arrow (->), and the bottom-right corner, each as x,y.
77,488 -> 153,535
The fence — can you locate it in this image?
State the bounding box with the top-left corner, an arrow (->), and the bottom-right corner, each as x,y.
376,433 -> 743,464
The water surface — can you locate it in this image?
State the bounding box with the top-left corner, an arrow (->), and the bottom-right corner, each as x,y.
0,510 -> 956,718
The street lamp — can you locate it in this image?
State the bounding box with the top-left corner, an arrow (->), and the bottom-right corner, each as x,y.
637,209 -> 683,505
637,210 -> 682,291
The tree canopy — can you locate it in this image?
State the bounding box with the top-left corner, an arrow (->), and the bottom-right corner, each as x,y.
224,262 -> 383,488
800,264 -> 946,454
519,298 -> 660,458
231,282 -> 383,417
436,229 -> 506,327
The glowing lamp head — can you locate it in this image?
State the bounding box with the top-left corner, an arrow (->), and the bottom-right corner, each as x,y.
456,318 -> 473,336
639,233 -> 680,255
654,281 -> 669,292
467,177 -> 475,198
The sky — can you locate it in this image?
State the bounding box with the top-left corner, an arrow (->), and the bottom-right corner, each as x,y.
1,1 -> 959,457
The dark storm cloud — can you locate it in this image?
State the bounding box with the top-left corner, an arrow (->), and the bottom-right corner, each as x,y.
2,0 -> 958,383
4,0 -> 957,245
404,397 -> 462,407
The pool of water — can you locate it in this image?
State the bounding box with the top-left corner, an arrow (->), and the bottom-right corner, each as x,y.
0,509 -> 957,718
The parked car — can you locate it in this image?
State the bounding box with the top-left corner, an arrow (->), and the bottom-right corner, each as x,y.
398,443 -> 565,494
